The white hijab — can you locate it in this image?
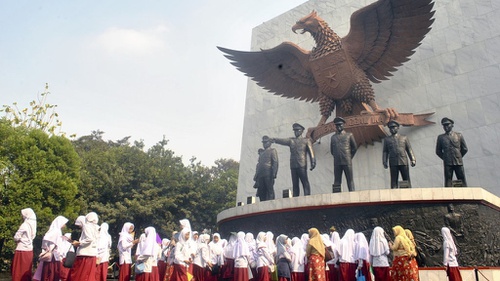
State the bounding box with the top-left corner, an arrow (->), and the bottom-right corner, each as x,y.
142,226 -> 157,256
369,227 -> 389,257
339,229 -> 355,262
353,232 -> 370,261
98,223 -> 112,251
43,216 -> 68,244
209,233 -> 223,255
233,231 -> 250,258
290,237 -> 305,266
21,208 -> 37,239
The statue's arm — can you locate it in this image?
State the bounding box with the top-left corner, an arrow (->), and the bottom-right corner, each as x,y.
435,136 -> 444,159
272,138 -> 290,146
307,138 -> 316,170
350,134 -> 358,158
271,149 -> 279,178
382,139 -> 389,168
406,137 -> 416,166
460,134 -> 468,157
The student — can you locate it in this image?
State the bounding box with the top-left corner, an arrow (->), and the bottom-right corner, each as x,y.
12,208 -> 37,281
442,227 -> 463,281
68,212 -> 100,281
306,228 -> 326,281
118,222 -> 139,281
96,222 -> 112,281
34,215 -> 68,281
368,227 -> 390,281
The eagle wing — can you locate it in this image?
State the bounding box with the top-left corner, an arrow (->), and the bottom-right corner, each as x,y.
342,0 -> 435,83
217,42 -> 319,102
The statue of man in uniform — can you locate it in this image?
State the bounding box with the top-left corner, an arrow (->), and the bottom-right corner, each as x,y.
435,117 -> 468,187
254,136 -> 279,201
330,117 -> 357,191
382,120 -> 416,188
272,123 -> 316,197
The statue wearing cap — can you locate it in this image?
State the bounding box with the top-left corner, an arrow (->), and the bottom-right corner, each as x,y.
436,117 -> 468,187
253,136 -> 279,201
271,123 -> 316,197
330,117 -> 357,191
382,120 -> 416,188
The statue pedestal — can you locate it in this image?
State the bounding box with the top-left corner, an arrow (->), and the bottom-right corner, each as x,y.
217,187 -> 500,267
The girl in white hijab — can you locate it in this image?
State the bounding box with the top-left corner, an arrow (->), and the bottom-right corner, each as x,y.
327,231 -> 341,281
369,227 -> 390,281
118,222 -> 138,281
136,227 -> 158,281
290,237 -> 306,281
246,232 -> 258,278
68,212 -> 100,281
233,231 -> 251,281
33,215 -> 68,281
96,222 -> 112,281
255,231 -> 274,281
442,227 -> 463,281
209,233 -> 223,276
338,229 -> 356,281
222,232 -> 237,281
353,233 -> 372,281
173,226 -> 195,281
12,208 -> 37,281
193,233 -> 212,281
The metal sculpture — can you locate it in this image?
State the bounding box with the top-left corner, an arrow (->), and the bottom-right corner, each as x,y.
218,0 -> 435,145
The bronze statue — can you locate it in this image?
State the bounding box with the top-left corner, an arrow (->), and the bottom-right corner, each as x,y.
330,117 -> 357,191
444,203 -> 464,237
218,0 -> 435,145
254,136 -> 279,202
271,123 -> 316,197
435,117 -> 468,187
382,120 -> 416,188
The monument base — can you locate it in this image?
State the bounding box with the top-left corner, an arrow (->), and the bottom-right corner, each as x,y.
217,187 -> 500,267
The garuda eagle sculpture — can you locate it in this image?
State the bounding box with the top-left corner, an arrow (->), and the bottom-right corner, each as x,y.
218,0 -> 435,145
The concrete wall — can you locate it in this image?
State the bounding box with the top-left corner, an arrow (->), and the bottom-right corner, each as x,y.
235,0 -> 500,204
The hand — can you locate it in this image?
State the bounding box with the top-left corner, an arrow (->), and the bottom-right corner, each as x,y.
72,241 -> 80,247
411,160 -> 416,167
310,160 -> 316,171
383,163 -> 388,169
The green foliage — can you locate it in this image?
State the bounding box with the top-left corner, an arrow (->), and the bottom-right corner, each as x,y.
0,119 -> 81,266
73,133 -> 238,246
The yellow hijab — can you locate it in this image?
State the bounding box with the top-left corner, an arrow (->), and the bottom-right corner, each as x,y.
307,228 -> 325,258
392,225 -> 412,255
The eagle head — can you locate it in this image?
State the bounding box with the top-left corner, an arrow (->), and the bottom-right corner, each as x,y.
292,10 -> 321,35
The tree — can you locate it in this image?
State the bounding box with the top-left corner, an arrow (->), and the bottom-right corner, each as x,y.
0,119 -> 81,266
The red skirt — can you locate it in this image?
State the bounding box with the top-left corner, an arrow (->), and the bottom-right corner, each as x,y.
307,254 -> 326,281
68,256 -> 97,281
358,260 -> 372,281
338,262 -> 356,281
447,266 -> 462,281
42,259 -> 61,281
11,250 -> 33,281
372,267 -> 390,281
61,260 -> 71,281
234,267 -> 249,281
164,264 -> 174,281
257,266 -> 270,281
119,263 -> 131,281
291,272 -> 305,281
327,264 -> 339,281
96,262 -> 108,281
171,264 -> 188,281
222,258 -> 235,280
158,261 -> 168,281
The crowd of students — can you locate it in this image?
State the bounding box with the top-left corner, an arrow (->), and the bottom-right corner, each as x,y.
11,209 -> 463,281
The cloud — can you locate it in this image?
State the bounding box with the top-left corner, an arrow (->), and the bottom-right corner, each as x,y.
89,25 -> 168,56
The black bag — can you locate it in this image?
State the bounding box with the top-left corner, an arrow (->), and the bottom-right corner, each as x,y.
63,246 -> 76,268
211,264 -> 220,276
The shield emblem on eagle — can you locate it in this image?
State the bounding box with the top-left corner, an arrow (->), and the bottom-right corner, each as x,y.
310,49 -> 355,100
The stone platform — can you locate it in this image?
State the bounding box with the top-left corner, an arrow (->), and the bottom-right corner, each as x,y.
217,187 -> 500,267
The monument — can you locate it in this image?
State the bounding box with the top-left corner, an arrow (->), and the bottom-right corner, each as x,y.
216,0 -> 500,271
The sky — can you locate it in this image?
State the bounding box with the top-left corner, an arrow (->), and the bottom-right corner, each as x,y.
0,0 -> 307,165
